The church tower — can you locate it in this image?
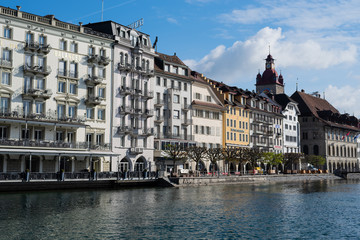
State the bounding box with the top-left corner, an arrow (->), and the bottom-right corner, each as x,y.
255,54 -> 284,94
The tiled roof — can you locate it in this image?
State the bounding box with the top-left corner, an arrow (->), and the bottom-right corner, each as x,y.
273,93 -> 298,109
291,91 -> 338,118
192,100 -> 225,110
156,52 -> 186,66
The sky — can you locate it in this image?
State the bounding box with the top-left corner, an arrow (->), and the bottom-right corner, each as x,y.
3,0 -> 360,117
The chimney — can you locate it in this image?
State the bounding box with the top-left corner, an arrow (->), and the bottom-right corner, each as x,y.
16,6 -> 21,11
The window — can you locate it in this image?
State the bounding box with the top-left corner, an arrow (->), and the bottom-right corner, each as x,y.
173,66 -> 178,74
293,125 -> 296,131
173,110 -> 180,119
213,112 -> 220,119
0,126 -> 7,139
1,72 -> 10,85
68,106 -> 76,118
184,83 -> 187,91
100,49 -> 105,57
60,40 -> 67,51
171,80 -> 174,88
201,126 -> 205,134
4,27 -> 11,39
98,109 -> 105,120
0,97 -> 9,113
69,62 -> 77,78
3,49 -> 10,62
96,134 -> 104,145
23,101 -> 31,116
69,83 -> 77,94
70,42 -> 77,53
25,32 -> 33,43
57,104 -> 65,119
35,78 -> 44,90
88,66 -> 94,77
39,35 -> 46,47
156,77 -> 160,86
34,130 -> 42,141
86,108 -> 94,119
98,88 -> 105,98
56,131 -> 64,142
206,127 -> 211,135
285,124 -> 288,129
165,64 -> 170,72
35,101 -> 44,114
58,81 -> 66,93
98,68 -> 105,78
205,111 -> 210,118
89,46 -> 95,55
173,94 -> 180,103
178,81 -> 181,90
24,76 -> 31,93
206,96 -> 212,102
163,78 -> 167,87
58,60 -> 66,76
195,93 -> 201,100
173,126 -> 179,136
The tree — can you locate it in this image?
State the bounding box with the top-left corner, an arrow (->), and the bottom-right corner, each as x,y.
262,152 -> 283,173
187,146 -> 207,172
205,147 -> 224,176
305,155 -> 326,169
283,153 -> 303,171
243,148 -> 262,174
222,147 -> 238,174
163,144 -> 187,176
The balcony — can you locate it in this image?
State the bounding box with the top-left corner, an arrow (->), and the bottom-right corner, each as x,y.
24,42 -> 51,55
143,90 -> 154,99
253,118 -> 272,125
142,109 -> 154,117
117,126 -> 131,135
118,106 -> 132,115
84,74 -> 102,85
130,107 -> 142,115
87,54 -> 100,64
143,128 -> 154,136
181,104 -> 191,111
85,95 -> 102,105
0,139 -> 110,150
57,70 -> 79,80
22,88 -> 52,99
129,147 -> 143,154
118,62 -> 133,72
182,119 -> 193,125
134,89 -> 142,96
154,99 -> 164,106
154,116 -> 164,122
0,108 -> 85,124
0,59 -> 12,69
164,133 -> 194,141
119,86 -> 133,95
98,56 -> 110,66
23,65 -> 51,76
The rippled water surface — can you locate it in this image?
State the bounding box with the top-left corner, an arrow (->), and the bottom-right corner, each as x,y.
1,180 -> 360,239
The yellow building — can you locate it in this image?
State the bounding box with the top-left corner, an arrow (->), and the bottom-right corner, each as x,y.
222,92 -> 250,148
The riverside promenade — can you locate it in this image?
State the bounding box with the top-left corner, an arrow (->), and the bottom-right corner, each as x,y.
0,173 -> 344,192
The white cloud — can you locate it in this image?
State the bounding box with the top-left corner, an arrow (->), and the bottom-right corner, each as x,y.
167,17 -> 178,24
184,27 -> 357,85
325,85 -> 360,117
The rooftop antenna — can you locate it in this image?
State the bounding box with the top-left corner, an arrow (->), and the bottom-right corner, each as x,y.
101,0 -> 104,21
296,78 -> 298,91
269,44 -> 271,55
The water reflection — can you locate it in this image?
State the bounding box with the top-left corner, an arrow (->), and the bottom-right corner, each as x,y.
0,180 -> 360,239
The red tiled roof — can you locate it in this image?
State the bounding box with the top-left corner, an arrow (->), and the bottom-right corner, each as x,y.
156,52 -> 186,66
191,100 -> 225,110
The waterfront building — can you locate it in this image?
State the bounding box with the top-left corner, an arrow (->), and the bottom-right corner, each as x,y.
247,91 -> 283,154
291,90 -> 360,172
153,52 -> 195,173
273,94 -> 301,153
85,21 -> 157,173
0,6 -> 116,174
190,71 -> 225,172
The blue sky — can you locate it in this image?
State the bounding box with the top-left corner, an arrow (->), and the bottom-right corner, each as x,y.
4,0 -> 360,116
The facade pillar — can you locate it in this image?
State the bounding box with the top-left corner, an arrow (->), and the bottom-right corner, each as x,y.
39,158 -> 43,173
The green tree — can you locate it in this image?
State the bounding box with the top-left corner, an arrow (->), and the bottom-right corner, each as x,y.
243,148 -> 262,174
205,147 -> 224,176
223,147 -> 238,174
262,152 -> 283,173
163,144 -> 187,176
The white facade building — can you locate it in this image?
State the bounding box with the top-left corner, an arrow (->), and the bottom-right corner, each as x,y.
153,52 -> 195,172
86,21 -> 157,174
0,6 -> 115,176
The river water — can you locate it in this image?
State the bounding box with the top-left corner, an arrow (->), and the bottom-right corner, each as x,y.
0,179 -> 360,239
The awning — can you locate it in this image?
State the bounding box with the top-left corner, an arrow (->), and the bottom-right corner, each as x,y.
0,148 -> 119,157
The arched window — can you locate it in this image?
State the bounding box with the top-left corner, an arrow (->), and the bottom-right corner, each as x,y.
328,146 -> 331,156
141,59 -> 145,69
125,54 -> 128,64
120,52 -> 124,65
146,60 -> 150,71
303,145 -> 309,155
313,145 -> 319,155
